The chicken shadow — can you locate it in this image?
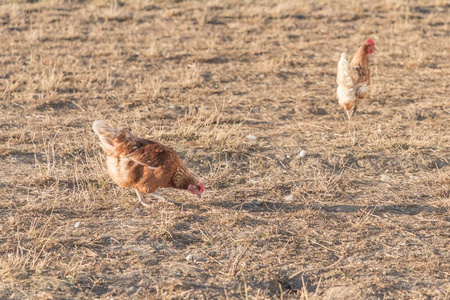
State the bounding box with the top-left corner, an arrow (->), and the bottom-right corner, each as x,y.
207,199 -> 446,217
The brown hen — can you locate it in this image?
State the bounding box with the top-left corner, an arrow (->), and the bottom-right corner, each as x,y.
336,38 -> 375,119
93,120 -> 204,206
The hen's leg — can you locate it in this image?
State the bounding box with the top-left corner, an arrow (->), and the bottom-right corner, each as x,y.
134,189 -> 153,207
151,193 -> 181,206
346,105 -> 357,120
346,110 -> 352,120
134,188 -> 181,206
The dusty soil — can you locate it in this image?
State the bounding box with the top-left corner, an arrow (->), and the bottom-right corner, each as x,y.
0,0 -> 449,299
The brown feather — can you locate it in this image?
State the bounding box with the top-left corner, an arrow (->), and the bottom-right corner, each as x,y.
351,44 -> 371,86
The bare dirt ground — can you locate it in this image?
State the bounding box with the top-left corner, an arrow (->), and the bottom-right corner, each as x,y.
0,0 -> 449,299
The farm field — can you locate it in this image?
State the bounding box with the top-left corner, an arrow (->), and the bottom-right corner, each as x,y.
0,0 -> 449,299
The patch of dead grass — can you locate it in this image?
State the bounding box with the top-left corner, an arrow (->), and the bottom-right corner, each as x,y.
0,0 -> 449,299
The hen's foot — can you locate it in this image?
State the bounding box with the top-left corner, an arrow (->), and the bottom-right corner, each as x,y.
134,189 -> 181,206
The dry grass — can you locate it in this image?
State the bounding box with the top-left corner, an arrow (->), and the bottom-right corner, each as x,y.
0,0 -> 449,299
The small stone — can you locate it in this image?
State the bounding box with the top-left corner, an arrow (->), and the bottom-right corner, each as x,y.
186,254 -> 194,261
74,221 -> 81,228
380,174 -> 390,182
209,251 -> 217,257
246,134 -> 257,141
284,194 -> 294,201
296,150 -> 307,158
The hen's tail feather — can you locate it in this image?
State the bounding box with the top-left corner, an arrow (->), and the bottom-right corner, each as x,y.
92,120 -> 119,154
336,52 -> 355,88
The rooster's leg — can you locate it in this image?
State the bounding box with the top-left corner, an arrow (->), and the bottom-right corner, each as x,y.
134,189 -> 153,207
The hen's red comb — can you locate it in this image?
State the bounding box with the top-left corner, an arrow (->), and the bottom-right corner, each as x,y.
199,182 -> 205,194
366,38 -> 375,46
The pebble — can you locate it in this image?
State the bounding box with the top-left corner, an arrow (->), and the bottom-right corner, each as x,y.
246,134 -> 257,141
186,254 -> 194,261
74,221 -> 81,228
296,150 -> 307,158
284,194 -> 294,201
380,174 -> 390,182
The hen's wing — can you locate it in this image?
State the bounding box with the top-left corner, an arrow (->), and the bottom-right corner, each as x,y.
354,66 -> 370,86
125,142 -> 181,179
337,52 -> 358,88
93,120 -> 180,179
